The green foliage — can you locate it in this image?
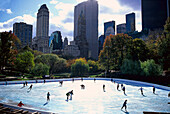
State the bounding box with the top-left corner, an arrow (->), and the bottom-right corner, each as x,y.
0,31 -> 20,71
87,60 -> 99,73
140,59 -> 162,76
71,58 -> 89,76
99,34 -> 132,70
15,51 -> 35,73
31,63 -> 49,76
121,59 -> 142,75
131,38 -> 149,61
34,54 -> 67,74
121,59 -> 162,76
157,17 -> 170,70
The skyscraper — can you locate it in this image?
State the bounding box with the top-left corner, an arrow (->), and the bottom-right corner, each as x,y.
35,4 -> 50,53
126,12 -> 135,33
104,21 -> 115,38
117,23 -> 126,34
63,37 -> 68,49
142,0 -> 169,31
13,22 -> 32,48
49,31 -> 63,52
74,0 -> 98,59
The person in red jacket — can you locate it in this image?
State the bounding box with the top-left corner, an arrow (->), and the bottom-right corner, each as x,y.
17,101 -> 24,107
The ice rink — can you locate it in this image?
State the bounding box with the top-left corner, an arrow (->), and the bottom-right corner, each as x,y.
0,78 -> 170,113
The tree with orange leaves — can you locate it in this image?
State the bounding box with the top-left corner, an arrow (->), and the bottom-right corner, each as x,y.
0,31 -> 21,72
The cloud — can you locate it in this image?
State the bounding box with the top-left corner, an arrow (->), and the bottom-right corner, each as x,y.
6,9 -> 12,14
0,8 -> 12,14
0,14 -> 36,37
118,0 -> 141,11
50,0 -> 58,4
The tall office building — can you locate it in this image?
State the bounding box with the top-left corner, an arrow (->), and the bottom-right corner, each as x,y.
142,0 -> 169,31
126,12 -> 135,33
63,37 -> 68,49
34,4 -> 50,53
74,0 -> 98,59
98,35 -> 104,54
117,23 -> 126,34
104,21 -> 115,38
13,22 -> 32,48
49,31 -> 63,53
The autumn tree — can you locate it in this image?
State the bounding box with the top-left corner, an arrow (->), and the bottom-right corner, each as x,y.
0,31 -> 20,72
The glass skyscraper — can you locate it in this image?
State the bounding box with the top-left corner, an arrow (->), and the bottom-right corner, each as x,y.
142,0 -> 169,30
74,0 -> 98,59
126,12 -> 135,33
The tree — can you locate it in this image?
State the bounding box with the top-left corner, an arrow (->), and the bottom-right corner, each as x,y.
87,60 -> 99,73
0,31 -> 20,72
121,59 -> 142,75
131,38 -> 149,61
99,34 -> 132,71
71,58 -> 89,76
31,63 -> 49,76
34,54 -> 67,74
15,51 -> 35,73
157,17 -> 170,70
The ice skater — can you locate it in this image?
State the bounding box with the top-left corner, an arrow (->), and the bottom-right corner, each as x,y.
121,100 -> 127,112
153,86 -> 155,94
80,84 -> 85,89
17,101 -> 24,107
94,78 -> 96,82
25,81 -> 28,86
103,84 -> 105,92
28,84 -> 33,90
72,78 -> 74,83
47,92 -> 50,101
117,83 -> 119,90
121,84 -> 123,88
139,87 -> 144,96
59,81 -> 63,86
122,86 -> 126,95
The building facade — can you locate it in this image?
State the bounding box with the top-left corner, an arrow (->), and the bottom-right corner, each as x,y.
98,35 -> 104,54
117,23 -> 126,34
33,4 -> 50,53
126,12 -> 135,33
74,0 -> 98,59
64,41 -> 80,57
13,22 -> 32,48
104,21 -> 115,38
142,0 -> 169,31
49,31 -> 63,53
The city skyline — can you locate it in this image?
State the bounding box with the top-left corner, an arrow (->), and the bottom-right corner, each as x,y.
0,0 -> 141,42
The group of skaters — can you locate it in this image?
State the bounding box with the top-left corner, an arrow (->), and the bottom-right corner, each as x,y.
16,78 -> 169,112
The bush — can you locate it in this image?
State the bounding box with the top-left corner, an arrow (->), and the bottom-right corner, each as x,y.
87,60 -> 99,73
31,63 -> 49,76
140,59 -> 163,76
121,59 -> 142,75
71,58 -> 89,77
121,59 -> 162,76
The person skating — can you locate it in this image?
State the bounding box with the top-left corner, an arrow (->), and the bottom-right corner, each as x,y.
47,92 -> 50,101
121,100 -> 127,112
17,101 -> 24,107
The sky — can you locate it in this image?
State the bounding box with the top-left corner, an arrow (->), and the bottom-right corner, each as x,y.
0,0 -> 141,42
